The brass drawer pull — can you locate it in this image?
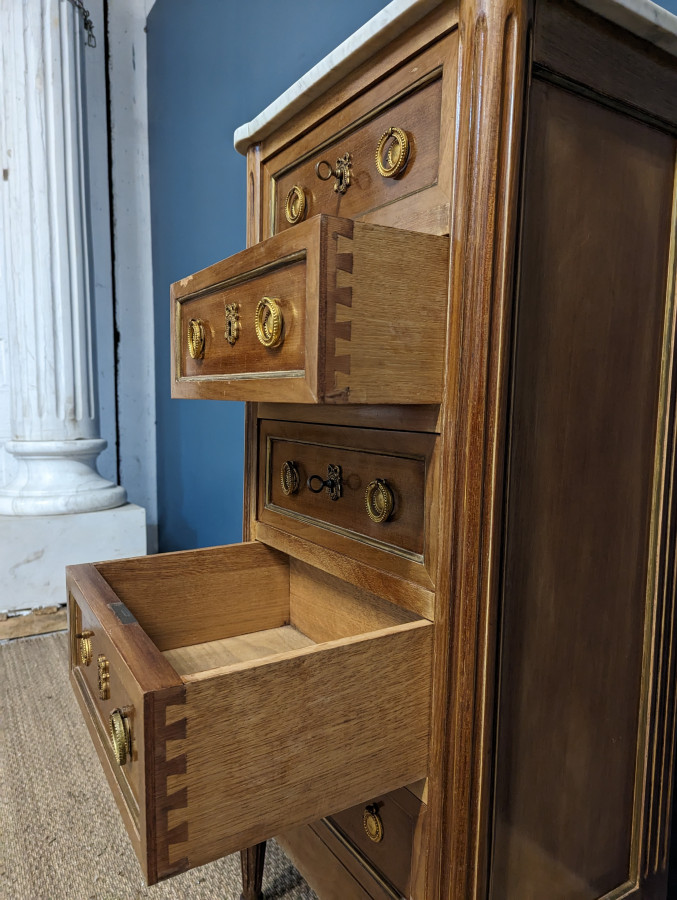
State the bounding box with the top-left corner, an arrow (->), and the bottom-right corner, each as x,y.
255,297 -> 284,348
187,318 -> 205,359
76,631 -> 93,666
280,461 -> 300,496
365,479 -> 394,523
363,804 -> 384,843
315,152 -> 352,194
97,654 -> 110,700
284,185 -> 307,224
109,708 -> 131,766
375,127 -> 410,178
307,464 -> 342,501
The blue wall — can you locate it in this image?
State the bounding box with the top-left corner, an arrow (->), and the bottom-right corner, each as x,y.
146,0 -> 387,551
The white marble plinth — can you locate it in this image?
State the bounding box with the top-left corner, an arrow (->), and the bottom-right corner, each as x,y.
0,439 -> 126,516
0,503 -> 146,611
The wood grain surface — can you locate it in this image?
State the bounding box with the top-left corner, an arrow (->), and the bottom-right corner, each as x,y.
176,619 -> 432,870
95,543 -> 290,653
491,79 -> 676,900
162,626 -> 314,677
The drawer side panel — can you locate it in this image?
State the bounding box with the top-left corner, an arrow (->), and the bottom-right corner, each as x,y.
178,620 -> 432,871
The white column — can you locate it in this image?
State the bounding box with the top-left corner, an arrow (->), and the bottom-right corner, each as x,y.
0,0 -> 125,515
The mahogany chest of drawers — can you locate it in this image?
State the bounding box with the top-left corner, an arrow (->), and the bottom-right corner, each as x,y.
69,0 -> 677,898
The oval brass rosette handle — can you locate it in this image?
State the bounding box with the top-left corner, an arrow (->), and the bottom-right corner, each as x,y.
365,479 -> 394,523
280,461 -> 300,496
76,631 -> 93,667
375,126 -> 410,178
187,318 -> 205,359
109,708 -> 131,766
363,804 -> 384,843
255,297 -> 284,348
284,185 -> 307,224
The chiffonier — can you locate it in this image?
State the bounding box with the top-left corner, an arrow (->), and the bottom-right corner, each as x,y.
66,0 -> 677,898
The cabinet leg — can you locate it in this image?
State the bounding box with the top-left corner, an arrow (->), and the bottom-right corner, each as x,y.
240,841 -> 266,900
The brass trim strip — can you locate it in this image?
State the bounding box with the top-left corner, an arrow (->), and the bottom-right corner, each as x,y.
630,158 -> 677,884
319,817 -> 404,900
178,369 -> 305,383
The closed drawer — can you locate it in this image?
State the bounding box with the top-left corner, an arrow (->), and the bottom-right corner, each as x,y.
171,214 -> 449,404
327,788 -> 425,899
261,29 -> 458,238
257,420 -> 438,592
67,544 -> 432,885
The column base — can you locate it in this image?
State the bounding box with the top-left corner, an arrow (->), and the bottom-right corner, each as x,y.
0,503 -> 147,611
0,439 -> 126,515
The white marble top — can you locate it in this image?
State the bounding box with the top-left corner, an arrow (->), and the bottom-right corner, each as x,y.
234,0 -> 677,155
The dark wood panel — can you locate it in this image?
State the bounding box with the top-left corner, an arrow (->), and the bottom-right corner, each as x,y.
266,437 -> 426,556
534,0 -> 677,128
258,420 -> 437,563
491,80 -> 675,899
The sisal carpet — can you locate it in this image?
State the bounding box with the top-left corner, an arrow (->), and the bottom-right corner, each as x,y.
0,631 -> 317,900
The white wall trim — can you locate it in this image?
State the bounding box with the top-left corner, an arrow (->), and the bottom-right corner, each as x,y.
107,0 -> 158,550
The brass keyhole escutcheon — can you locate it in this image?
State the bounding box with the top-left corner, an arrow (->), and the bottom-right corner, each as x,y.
284,185 -> 307,224
280,461 -> 300,496
224,302 -> 240,346
255,297 -> 284,348
363,805 -> 384,843
76,631 -> 93,667
375,127 -> 410,178
307,464 -> 343,502
365,479 -> 394,523
187,318 -> 205,359
97,654 -> 110,700
109,708 -> 131,766
315,152 -> 352,194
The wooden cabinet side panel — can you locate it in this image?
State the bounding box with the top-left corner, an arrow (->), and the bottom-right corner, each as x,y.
490,80 -> 677,900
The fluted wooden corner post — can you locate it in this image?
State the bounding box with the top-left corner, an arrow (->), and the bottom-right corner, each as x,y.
240,841 -> 266,900
424,0 -> 531,899
240,140 -> 266,900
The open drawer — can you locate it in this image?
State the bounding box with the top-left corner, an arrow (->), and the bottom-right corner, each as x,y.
67,542 -> 432,885
170,214 -> 449,404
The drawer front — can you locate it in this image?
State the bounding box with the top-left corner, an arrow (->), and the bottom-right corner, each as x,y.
172,215 -> 449,404
328,789 -> 424,899
67,544 -> 432,886
69,592 -> 145,814
179,255 -> 306,379
258,420 -> 438,587
263,30 -> 458,238
272,73 -> 442,235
